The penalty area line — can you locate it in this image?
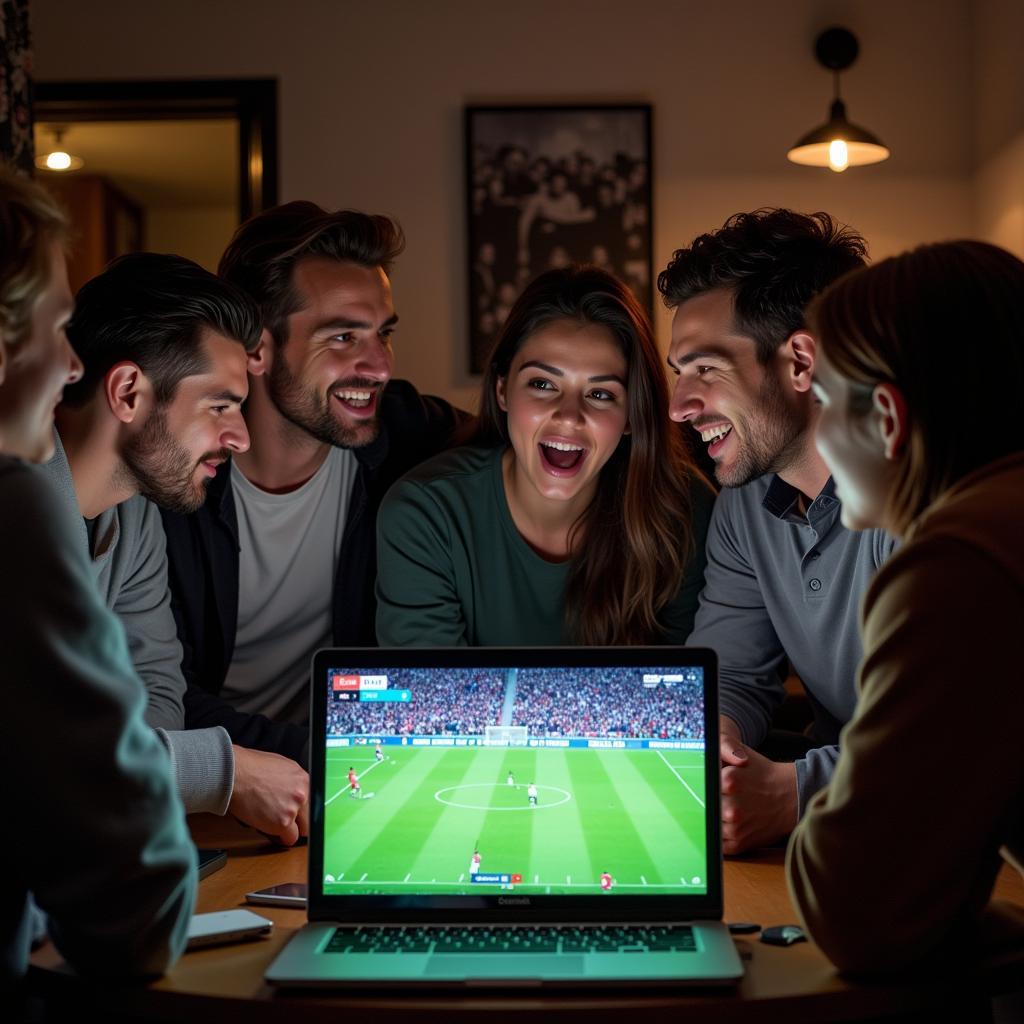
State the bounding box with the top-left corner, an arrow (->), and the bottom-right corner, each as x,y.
654,749 -> 705,809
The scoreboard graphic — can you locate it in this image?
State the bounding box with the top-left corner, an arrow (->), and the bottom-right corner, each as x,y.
331,672 -> 411,703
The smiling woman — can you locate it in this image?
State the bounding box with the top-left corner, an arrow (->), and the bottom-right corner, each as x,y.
375,265 -> 715,647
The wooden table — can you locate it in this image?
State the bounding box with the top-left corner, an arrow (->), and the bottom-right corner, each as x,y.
30,815 -> 1024,1022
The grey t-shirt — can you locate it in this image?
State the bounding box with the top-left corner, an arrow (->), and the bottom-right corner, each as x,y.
223,447 -> 356,724
687,474 -> 896,813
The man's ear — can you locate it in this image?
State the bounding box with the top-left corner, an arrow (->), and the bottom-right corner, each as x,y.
104,362 -> 150,424
784,331 -> 817,394
246,328 -> 274,377
872,382 -> 908,461
495,374 -> 508,412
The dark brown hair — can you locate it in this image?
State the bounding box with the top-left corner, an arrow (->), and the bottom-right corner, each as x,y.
62,252 -> 261,407
480,265 -> 705,644
808,239 -> 1024,534
0,165 -> 67,350
218,200 -> 404,346
658,209 -> 867,362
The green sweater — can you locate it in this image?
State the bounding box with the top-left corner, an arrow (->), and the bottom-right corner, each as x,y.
375,445 -> 714,646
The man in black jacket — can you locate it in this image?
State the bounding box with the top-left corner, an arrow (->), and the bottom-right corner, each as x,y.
161,203 -> 470,761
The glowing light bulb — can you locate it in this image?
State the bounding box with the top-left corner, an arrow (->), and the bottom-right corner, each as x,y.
45,151 -> 72,171
828,139 -> 849,173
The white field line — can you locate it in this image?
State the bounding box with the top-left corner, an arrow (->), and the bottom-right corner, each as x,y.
325,756 -> 387,805
655,749 -> 705,809
324,879 -> 698,890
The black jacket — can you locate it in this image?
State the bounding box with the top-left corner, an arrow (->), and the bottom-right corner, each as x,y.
160,380 -> 470,764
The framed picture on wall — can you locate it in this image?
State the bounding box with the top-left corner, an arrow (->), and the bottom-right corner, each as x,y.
465,104 -> 653,374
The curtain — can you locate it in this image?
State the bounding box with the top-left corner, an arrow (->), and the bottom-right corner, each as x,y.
0,0 -> 33,174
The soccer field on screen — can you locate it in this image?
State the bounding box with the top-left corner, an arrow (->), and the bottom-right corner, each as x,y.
322,746 -> 707,897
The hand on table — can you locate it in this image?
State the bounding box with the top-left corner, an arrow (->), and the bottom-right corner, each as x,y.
229,746 -> 309,847
719,718 -> 798,856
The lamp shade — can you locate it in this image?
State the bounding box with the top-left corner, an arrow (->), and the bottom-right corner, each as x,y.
787,99 -> 889,172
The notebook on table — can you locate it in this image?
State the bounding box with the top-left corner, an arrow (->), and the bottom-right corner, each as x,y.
265,645 -> 742,987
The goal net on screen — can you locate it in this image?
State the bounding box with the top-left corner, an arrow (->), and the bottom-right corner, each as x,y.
484,725 -> 529,747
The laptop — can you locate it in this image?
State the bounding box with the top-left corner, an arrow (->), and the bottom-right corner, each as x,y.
266,645 -> 743,987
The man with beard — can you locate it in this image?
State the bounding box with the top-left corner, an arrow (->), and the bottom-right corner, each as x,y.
161,203 -> 468,738
658,210 -> 895,855
50,253 -> 309,844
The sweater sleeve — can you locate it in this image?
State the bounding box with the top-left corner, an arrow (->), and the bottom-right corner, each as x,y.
1,462 -> 195,981
786,536 -> 1024,975
687,489 -> 788,739
375,475 -> 469,646
113,500 -> 188,732
111,503 -> 235,813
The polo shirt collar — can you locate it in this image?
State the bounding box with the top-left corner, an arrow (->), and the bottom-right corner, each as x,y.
762,474 -> 840,526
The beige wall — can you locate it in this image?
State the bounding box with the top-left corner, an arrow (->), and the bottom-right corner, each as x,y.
34,0 -> 988,409
146,206 -> 238,274
972,0 -> 1024,258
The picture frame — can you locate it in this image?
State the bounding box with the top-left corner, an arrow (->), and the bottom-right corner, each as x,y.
465,104 -> 653,374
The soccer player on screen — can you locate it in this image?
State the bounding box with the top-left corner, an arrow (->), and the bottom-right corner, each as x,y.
470,849 -> 481,877
527,782 -> 538,807
347,767 -> 361,799
507,771 -> 515,787
600,871 -> 613,892
375,744 -> 384,763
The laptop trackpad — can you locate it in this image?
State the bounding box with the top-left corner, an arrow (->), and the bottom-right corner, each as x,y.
426,954 -> 584,977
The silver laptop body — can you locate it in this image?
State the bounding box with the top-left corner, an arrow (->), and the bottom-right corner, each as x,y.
266,646 -> 742,987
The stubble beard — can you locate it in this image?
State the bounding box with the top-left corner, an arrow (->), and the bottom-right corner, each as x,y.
267,355 -> 381,450
120,406 -> 224,514
715,371 -> 807,489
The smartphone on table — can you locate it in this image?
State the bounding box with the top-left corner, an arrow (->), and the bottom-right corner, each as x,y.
244,882 -> 308,908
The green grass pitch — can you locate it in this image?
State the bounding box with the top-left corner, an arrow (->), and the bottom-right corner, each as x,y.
322,745 -> 707,896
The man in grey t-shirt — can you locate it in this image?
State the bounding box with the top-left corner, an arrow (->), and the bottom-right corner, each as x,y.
658,209 -> 895,855
54,253 -> 309,844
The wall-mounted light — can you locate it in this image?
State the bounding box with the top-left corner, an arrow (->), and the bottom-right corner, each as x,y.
787,27 -> 889,173
35,126 -> 84,173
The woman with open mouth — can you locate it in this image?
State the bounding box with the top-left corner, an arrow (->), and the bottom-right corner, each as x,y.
375,265 -> 715,647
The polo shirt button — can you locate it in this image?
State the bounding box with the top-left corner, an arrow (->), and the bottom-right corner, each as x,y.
809,578 -> 822,592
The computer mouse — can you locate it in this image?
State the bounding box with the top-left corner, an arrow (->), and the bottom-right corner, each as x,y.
760,925 -> 807,947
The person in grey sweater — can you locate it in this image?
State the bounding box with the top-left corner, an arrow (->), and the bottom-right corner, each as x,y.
657,210 -> 895,855
0,168 -> 194,989
52,253 -> 309,844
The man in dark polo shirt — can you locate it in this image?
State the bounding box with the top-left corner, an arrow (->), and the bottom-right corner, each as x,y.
162,203 -> 469,753
658,209 -> 896,855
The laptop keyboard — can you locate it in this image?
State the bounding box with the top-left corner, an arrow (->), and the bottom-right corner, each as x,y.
326,924 -> 696,954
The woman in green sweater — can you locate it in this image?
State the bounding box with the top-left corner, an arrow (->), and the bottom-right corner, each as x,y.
787,240 -> 1024,975
376,265 -> 714,646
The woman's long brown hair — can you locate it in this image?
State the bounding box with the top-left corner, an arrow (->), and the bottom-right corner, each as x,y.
479,266 -> 704,644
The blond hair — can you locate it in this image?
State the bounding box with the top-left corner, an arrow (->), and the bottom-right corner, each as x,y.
0,165 -> 67,350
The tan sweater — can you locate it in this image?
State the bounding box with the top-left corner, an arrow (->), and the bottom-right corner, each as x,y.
786,452 -> 1024,975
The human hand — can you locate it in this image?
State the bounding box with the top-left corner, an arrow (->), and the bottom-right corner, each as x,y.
720,738 -> 797,856
229,746 -> 309,847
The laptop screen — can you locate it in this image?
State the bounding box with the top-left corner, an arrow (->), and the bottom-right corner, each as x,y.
310,647 -> 720,920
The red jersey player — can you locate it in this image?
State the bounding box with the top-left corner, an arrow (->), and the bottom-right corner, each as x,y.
347,767 -> 361,799
600,871 -> 613,891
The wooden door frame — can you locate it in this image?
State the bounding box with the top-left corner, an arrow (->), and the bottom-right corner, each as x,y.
34,78 -> 278,222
